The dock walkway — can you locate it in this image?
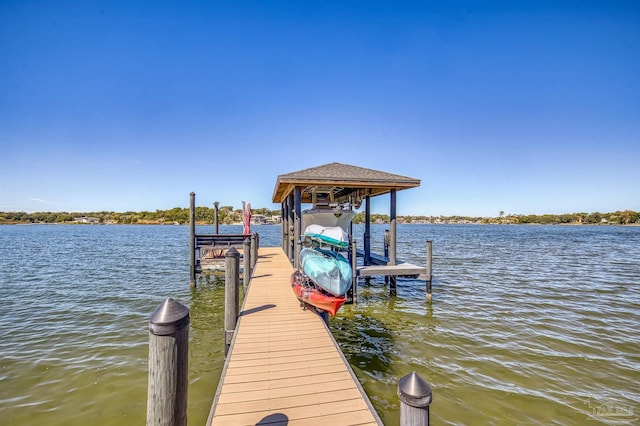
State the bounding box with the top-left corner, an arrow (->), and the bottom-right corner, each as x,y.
207,247 -> 382,426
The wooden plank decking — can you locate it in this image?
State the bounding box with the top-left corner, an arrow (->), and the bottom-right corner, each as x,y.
355,248 -> 426,277
208,247 -> 382,426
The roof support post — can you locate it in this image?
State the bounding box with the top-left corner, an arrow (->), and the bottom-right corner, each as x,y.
287,193 -> 294,262
280,203 -> 286,251
389,189 -> 397,266
189,192 -> 196,288
364,195 -> 371,266
293,186 -> 302,269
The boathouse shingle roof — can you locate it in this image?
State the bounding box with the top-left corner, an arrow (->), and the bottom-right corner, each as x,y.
272,162 -> 420,204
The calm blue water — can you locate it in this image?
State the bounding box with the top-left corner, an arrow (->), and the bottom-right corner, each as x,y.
0,224 -> 638,425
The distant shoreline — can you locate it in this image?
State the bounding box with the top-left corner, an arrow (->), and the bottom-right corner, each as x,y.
2,208 -> 639,226
2,221 -> 639,227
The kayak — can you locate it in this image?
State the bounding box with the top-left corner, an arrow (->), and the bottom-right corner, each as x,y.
304,223 -> 349,248
300,247 -> 352,296
291,270 -> 347,316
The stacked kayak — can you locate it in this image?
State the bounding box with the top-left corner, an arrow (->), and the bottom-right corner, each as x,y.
304,224 -> 349,248
291,247 -> 353,316
292,207 -> 355,317
291,270 -> 346,317
300,247 -> 352,296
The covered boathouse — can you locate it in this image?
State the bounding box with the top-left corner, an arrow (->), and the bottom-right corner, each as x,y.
272,162 -> 429,295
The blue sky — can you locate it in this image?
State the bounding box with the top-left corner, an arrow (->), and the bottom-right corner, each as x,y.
1,1 -> 638,217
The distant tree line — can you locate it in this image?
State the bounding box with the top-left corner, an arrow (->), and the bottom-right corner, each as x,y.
393,210 -> 640,225
0,206 -> 281,225
350,210 -> 640,225
1,208 -> 638,225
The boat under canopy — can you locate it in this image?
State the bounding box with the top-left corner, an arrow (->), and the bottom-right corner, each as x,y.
302,207 -> 355,233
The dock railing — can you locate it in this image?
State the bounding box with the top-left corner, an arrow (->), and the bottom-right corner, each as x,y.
188,191 -> 258,288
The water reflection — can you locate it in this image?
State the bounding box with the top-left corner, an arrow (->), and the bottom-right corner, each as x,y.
187,276 -> 226,424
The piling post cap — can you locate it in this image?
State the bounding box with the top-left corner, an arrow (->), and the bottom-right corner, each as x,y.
226,246 -> 240,258
397,371 -> 432,408
190,191 -> 195,196
149,297 -> 190,336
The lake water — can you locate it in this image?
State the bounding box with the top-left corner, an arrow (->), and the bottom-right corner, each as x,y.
0,224 -> 638,425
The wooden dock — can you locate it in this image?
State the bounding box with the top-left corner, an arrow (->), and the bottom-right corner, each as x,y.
207,247 -> 382,426
355,248 -> 427,277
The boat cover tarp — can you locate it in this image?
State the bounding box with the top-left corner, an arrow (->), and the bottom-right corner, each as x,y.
302,209 -> 355,233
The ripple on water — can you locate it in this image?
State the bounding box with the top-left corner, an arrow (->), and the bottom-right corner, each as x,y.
1,224 -> 639,425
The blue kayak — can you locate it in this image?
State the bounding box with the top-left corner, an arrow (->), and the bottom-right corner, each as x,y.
304,224 -> 349,248
300,247 -> 353,296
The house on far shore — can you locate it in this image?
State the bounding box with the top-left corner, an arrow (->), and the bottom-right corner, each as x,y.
268,215 -> 282,224
251,214 -> 267,225
73,216 -> 100,224
250,214 -> 282,225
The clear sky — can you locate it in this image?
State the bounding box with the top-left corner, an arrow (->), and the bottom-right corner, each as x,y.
1,1 -> 638,217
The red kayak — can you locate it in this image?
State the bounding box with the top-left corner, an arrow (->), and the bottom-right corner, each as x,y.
291,270 -> 347,316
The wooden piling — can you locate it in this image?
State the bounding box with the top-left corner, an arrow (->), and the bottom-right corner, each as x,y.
364,195 -> 371,266
293,187 -> 302,269
398,371 -> 432,426
288,224 -> 294,262
384,229 -> 390,258
224,247 -> 240,356
189,192 -> 196,288
318,309 -> 330,326
250,233 -> 258,271
243,237 -> 251,291
389,189 -> 397,266
280,203 -> 285,251
213,201 -> 219,234
351,239 -> 358,305
426,240 -> 433,301
286,194 -> 294,261
147,298 -> 190,426
389,190 -> 397,295
384,230 -> 390,284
